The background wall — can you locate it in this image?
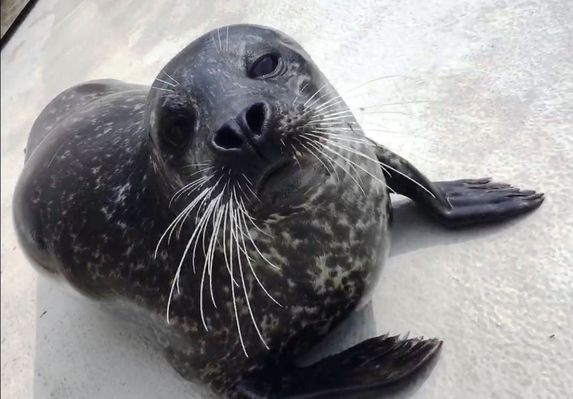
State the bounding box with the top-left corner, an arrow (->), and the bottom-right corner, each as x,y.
1,0 -> 572,398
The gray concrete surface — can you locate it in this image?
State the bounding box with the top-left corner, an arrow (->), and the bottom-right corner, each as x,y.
1,0 -> 572,398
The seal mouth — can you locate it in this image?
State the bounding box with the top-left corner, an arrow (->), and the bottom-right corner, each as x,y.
256,158 -> 296,195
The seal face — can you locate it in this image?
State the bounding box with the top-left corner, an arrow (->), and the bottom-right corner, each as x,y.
14,24 -> 544,398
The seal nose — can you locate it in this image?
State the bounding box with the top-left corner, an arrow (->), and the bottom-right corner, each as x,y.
211,102 -> 271,157
243,102 -> 266,137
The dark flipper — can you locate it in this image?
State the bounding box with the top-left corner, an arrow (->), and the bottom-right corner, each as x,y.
237,334 -> 442,399
369,141 -> 544,227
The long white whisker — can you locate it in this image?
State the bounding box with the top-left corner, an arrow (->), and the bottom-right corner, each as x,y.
173,175 -> 223,242
232,204 -> 270,350
296,139 -> 335,178
304,85 -> 336,111
292,81 -> 310,106
356,100 -> 433,109
308,135 -> 390,176
303,83 -> 328,108
172,182 -> 215,244
305,132 -> 375,146
307,110 -> 410,126
170,173 -> 214,207
302,75 -> 407,118
155,78 -> 178,87
229,192 -> 249,357
165,180 -> 219,323
303,97 -> 344,117
194,192 -> 223,328
163,72 -> 180,86
303,138 -> 365,194
317,137 -> 432,197
343,75 -> 406,96
308,138 -> 398,195
221,202 -> 239,286
309,108 -> 355,121
150,87 -> 175,93
236,199 -> 281,274
155,184 -> 212,258
206,189 -> 226,308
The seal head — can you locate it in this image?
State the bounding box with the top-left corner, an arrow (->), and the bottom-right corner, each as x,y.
147,25 -> 330,215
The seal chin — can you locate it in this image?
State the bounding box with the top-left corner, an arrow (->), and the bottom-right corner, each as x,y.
255,158 -> 296,196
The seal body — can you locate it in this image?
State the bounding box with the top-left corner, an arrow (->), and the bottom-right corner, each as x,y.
14,25 -> 390,396
14,24 -> 544,398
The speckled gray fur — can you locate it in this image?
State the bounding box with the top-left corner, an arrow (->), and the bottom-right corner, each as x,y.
13,25 -> 390,397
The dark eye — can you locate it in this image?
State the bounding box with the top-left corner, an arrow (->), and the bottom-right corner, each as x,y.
162,115 -> 194,150
249,53 -> 280,78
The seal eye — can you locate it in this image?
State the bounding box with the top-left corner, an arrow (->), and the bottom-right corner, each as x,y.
249,53 -> 280,78
162,115 -> 193,150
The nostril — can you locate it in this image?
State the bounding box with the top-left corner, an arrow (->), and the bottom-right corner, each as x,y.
213,125 -> 244,150
245,103 -> 267,135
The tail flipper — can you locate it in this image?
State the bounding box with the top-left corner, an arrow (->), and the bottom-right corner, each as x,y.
272,334 -> 442,398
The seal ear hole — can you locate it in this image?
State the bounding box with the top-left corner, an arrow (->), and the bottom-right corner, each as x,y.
249,53 -> 280,78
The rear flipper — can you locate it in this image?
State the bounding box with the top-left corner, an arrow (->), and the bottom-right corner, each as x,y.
369,140 -> 544,227
237,334 -> 442,398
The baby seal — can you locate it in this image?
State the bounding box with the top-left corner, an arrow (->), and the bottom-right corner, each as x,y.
13,24 -> 544,398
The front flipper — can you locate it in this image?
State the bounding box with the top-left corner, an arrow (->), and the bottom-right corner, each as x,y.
370,141 -> 544,227
433,178 -> 544,227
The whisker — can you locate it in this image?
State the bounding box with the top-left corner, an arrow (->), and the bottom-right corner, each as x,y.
211,33 -> 220,54
228,195 -> 249,357
162,72 -> 180,86
292,81 -> 310,106
155,78 -> 178,88
307,110 -> 410,126
170,172 -> 214,206
310,138 -> 395,194
302,75 -> 408,117
165,184 -> 219,323
233,201 -> 271,350
309,108 -> 355,120
303,138 -> 365,194
305,131 -> 374,146
342,75 -> 407,96
237,198 -> 281,273
290,143 -> 303,169
304,85 -> 336,111
155,185 -> 212,258
355,100 -> 434,109
182,162 -> 211,169
303,83 -> 328,108
206,187 -> 227,308
304,97 -> 345,117
295,138 -> 336,178
322,136 -> 432,197
241,173 -> 260,202
221,202 -> 239,287
150,86 -> 175,93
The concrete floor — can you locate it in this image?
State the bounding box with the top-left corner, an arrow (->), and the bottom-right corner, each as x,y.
1,0 -> 572,398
